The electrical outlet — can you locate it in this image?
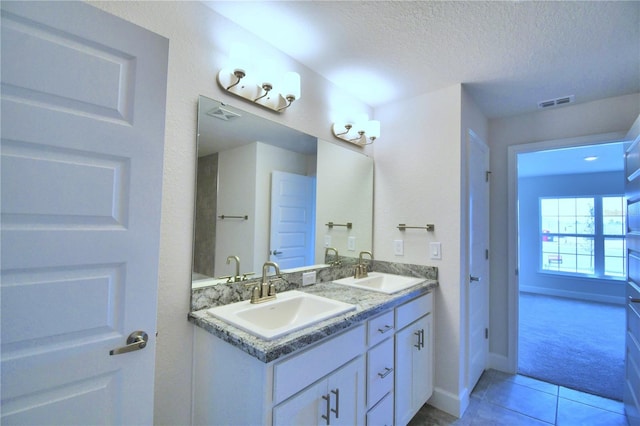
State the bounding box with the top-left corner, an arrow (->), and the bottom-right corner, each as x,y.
347,236 -> 356,251
430,242 -> 442,260
393,239 -> 404,256
324,235 -> 331,247
302,271 -> 316,286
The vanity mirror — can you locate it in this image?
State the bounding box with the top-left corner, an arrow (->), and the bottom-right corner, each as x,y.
192,96 -> 373,288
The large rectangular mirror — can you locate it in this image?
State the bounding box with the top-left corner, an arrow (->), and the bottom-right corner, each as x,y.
192,96 -> 373,288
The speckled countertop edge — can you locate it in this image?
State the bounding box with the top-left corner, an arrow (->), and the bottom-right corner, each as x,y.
188,279 -> 438,363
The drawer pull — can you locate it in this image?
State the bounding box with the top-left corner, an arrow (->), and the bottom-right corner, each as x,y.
321,394 -> 330,425
414,329 -> 425,350
630,296 -> 640,303
331,388 -> 340,419
378,367 -> 393,378
377,324 -> 393,334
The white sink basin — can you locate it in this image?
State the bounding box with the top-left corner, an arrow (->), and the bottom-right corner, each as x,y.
333,272 -> 424,294
206,290 -> 356,340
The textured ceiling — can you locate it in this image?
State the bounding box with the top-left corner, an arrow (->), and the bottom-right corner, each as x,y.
205,1 -> 640,118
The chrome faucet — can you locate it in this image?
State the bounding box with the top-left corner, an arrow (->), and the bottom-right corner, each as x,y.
248,261 -> 280,304
325,247 -> 341,266
355,251 -> 373,279
226,255 -> 240,282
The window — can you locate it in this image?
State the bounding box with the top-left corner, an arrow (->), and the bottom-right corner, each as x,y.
540,196 -> 626,278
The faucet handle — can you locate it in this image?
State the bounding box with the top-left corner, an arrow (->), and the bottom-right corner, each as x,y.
241,272 -> 255,281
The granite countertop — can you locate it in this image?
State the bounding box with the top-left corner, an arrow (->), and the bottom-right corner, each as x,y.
188,279 -> 438,363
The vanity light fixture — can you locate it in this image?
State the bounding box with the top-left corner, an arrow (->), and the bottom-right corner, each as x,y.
217,68 -> 301,113
331,119 -> 381,146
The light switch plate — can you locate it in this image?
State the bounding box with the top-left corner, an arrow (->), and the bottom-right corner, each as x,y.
302,271 -> 316,286
430,242 -> 442,260
393,239 -> 404,256
347,236 -> 356,251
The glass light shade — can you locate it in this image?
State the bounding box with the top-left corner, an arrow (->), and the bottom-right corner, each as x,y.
354,113 -> 368,133
282,72 -> 301,100
367,120 -> 381,139
229,43 -> 251,74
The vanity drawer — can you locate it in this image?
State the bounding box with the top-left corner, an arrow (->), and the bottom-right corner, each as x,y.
273,324 -> 366,404
366,391 -> 393,426
396,292 -> 433,330
367,310 -> 395,347
367,338 -> 394,408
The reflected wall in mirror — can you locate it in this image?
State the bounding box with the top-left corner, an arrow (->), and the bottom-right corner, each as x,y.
192,96 -> 373,288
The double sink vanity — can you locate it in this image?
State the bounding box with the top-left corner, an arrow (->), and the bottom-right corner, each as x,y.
189,95 -> 437,425
189,262 -> 438,425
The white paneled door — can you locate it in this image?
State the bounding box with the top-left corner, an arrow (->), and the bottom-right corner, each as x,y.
467,130 -> 490,392
270,171 -> 316,269
1,2 -> 168,424
625,121 -> 640,426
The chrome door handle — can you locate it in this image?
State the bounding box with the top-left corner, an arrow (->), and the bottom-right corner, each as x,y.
470,275 -> 481,282
109,330 -> 148,355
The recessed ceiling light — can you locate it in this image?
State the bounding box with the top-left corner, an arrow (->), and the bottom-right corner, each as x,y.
584,156 -> 598,161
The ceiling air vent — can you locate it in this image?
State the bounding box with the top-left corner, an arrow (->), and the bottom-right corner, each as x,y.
206,106 -> 241,121
538,95 -> 575,109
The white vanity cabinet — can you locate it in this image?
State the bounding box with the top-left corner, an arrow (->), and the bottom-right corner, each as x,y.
394,294 -> 434,426
193,323 -> 366,426
192,289 -> 434,426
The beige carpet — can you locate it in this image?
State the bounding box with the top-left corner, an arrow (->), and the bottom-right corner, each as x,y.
518,292 -> 625,401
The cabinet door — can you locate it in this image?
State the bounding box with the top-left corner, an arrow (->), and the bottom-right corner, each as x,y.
395,314 -> 433,426
273,380 -> 326,426
273,357 -> 365,426
327,356 -> 365,426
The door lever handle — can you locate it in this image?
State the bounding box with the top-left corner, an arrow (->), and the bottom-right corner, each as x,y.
110,331 -> 148,355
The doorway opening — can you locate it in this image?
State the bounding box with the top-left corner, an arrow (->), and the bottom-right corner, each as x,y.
515,141 -> 627,401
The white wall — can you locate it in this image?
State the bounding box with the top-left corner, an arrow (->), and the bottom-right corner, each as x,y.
374,84 -> 471,415
88,2 -> 371,424
216,143 -> 257,276
488,93 -> 640,367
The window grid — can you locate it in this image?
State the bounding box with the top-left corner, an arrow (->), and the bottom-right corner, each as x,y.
540,196 -> 626,278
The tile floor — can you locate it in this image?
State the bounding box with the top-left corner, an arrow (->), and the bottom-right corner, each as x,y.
409,369 -> 628,425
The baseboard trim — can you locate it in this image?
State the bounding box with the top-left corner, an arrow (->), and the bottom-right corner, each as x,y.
427,386 -> 469,418
489,352 -> 514,374
519,286 -> 625,305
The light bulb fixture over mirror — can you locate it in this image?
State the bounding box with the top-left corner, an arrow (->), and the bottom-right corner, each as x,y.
331,119 -> 380,146
217,68 -> 300,113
